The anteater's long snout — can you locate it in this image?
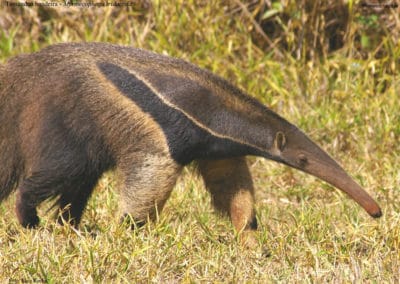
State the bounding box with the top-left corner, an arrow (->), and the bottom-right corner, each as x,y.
277,129 -> 382,218
316,164 -> 382,218
300,153 -> 382,218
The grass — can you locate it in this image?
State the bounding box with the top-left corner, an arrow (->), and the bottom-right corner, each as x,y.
0,1 -> 399,282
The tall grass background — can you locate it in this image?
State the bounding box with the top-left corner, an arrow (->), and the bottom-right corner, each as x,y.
0,0 -> 399,282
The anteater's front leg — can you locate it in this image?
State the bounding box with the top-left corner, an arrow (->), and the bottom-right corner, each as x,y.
118,152 -> 182,227
197,157 -> 258,248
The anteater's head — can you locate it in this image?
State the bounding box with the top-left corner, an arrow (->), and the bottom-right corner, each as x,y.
267,128 -> 382,218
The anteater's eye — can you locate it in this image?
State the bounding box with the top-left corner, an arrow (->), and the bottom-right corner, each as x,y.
274,131 -> 286,152
297,154 -> 308,167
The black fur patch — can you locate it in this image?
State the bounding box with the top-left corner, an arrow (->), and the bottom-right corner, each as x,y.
97,62 -> 261,165
247,216 -> 258,230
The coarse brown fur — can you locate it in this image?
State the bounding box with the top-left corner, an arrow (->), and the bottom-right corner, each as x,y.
0,43 -> 381,247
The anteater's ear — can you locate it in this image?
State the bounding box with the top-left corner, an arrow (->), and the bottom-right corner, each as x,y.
274,131 -> 286,152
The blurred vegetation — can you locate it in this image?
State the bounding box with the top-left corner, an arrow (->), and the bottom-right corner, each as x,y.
1,0 -> 399,60
0,0 -> 399,282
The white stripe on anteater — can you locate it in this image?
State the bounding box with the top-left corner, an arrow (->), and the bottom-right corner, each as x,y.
116,65 -> 267,153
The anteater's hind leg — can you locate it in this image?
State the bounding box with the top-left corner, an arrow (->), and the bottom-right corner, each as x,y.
56,175 -> 101,227
118,152 -> 182,228
197,157 -> 258,248
15,162 -> 102,228
15,171 -> 69,228
16,181 -> 41,228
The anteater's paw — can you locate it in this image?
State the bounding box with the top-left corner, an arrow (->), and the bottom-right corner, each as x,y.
239,231 -> 271,257
120,213 -> 147,230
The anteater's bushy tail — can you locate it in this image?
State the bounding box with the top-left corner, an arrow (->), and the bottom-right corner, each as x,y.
0,64 -> 21,201
0,143 -> 20,202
